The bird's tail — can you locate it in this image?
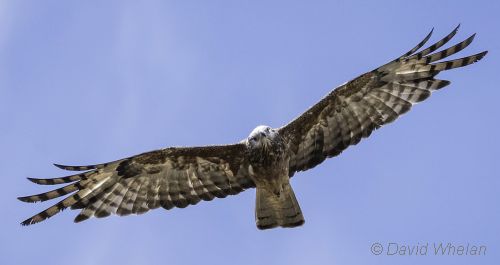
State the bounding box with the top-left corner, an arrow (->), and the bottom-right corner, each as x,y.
255,183 -> 304,229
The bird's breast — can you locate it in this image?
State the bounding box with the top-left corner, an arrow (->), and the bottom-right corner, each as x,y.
247,138 -> 288,186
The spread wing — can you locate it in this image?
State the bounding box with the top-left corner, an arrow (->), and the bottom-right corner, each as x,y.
280,25 -> 487,176
18,144 -> 255,225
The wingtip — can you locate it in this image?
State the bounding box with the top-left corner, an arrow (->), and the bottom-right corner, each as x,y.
27,177 -> 44,184
74,214 -> 89,223
447,24 -> 460,38
477,50 -> 488,61
436,80 -> 452,90
53,163 -> 67,170
426,27 -> 434,38
445,24 -> 461,40
17,196 -> 33,203
20,218 -> 35,226
53,163 -> 96,171
26,177 -> 54,186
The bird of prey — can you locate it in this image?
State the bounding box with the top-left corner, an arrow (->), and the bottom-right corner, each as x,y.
19,26 -> 487,229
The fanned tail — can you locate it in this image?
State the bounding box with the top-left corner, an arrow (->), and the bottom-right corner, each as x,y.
255,183 -> 304,230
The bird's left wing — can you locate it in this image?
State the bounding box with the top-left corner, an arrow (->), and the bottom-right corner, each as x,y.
279,26 -> 487,176
18,143 -> 254,225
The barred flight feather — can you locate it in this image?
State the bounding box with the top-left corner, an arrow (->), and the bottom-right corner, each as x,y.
409,25 -> 459,60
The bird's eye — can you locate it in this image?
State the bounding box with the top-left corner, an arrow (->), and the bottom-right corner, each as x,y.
250,137 -> 257,142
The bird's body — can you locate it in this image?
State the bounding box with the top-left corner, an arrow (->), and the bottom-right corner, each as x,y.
245,126 -> 304,229
246,125 -> 288,196
19,26 -> 487,229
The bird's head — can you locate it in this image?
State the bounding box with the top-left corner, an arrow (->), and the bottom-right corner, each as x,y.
246,125 -> 278,149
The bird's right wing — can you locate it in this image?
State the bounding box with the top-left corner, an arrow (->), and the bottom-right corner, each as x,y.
18,143 -> 255,225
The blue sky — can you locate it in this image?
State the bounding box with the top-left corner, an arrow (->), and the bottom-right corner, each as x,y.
1,1 -> 499,265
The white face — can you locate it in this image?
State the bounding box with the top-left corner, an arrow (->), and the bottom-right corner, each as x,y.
247,125 -> 277,147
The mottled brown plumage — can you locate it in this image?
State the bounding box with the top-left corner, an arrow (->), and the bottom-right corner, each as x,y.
19,26 -> 487,229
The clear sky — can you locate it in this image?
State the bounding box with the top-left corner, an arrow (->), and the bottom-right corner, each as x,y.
1,1 -> 499,265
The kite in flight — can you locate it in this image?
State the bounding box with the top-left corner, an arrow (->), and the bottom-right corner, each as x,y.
19,26 -> 487,229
